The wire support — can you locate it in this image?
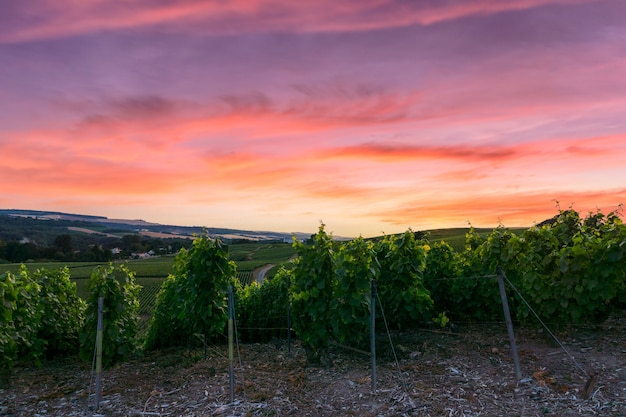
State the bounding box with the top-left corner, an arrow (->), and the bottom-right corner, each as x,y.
232,307 -> 246,400
427,274 -> 498,281
504,276 -> 590,378
87,335 -> 97,413
377,296 -> 408,393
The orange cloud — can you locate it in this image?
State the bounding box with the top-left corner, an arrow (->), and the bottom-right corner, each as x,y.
373,189 -> 626,230
324,143 -> 519,162
320,133 -> 625,166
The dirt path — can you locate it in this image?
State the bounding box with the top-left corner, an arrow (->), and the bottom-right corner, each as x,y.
254,264 -> 274,283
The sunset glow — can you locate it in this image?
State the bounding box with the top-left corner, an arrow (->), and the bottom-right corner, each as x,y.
1,0 -> 625,237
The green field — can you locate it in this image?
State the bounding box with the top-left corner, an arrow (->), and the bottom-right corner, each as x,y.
0,257 -> 175,280
228,242 -> 296,271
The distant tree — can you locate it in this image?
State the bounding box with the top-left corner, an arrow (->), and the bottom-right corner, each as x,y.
5,242 -> 39,263
81,245 -> 112,262
168,238 -> 192,254
144,238 -> 165,254
121,234 -> 144,255
54,234 -> 73,254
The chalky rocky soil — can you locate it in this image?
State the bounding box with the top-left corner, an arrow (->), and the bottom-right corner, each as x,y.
2,316 -> 626,416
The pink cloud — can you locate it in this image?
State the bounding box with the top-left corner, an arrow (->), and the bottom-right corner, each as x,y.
0,0 -> 594,44
324,143 -> 519,162
318,134 -> 625,168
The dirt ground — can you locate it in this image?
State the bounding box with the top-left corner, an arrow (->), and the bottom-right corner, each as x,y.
2,315 -> 625,417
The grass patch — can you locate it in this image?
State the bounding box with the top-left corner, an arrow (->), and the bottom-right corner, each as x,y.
228,242 -> 295,271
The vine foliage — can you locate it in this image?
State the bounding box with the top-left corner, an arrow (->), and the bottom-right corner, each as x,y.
1,265 -> 85,385
374,231 -> 433,329
144,234 -> 237,350
333,237 -> 378,349
79,263 -> 141,368
290,224 -> 336,366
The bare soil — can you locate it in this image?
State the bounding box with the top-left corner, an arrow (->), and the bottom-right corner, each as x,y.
2,316 -> 625,417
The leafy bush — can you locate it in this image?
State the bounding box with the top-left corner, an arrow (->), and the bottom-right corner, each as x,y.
0,272 -> 20,381
33,267 -> 86,359
423,241 -> 462,317
333,237 -> 377,349
79,263 -> 141,368
237,266 -> 292,342
143,273 -> 188,350
144,234 -> 237,350
374,230 -> 432,329
1,265 -> 86,383
290,224 -> 337,365
516,209 -> 626,324
7,266 -> 43,365
453,227 -> 521,322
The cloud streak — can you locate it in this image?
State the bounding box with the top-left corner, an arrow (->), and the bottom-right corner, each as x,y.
373,189 -> 626,230
0,0 -> 593,44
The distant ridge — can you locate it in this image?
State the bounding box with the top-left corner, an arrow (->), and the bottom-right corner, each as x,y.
3,209 -> 107,221
0,209 -> 313,242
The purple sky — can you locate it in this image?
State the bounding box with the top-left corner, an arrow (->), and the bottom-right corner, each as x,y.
1,0 -> 625,236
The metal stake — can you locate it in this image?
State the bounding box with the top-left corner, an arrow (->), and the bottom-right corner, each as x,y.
497,266 -> 522,380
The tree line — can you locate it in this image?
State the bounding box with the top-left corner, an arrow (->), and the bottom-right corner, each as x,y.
0,233 -> 192,263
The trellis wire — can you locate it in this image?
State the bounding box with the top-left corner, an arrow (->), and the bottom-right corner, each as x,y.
426,274 -> 498,282
86,296 -> 104,413
503,275 -> 590,378
81,267 -> 606,406
376,290 -> 408,393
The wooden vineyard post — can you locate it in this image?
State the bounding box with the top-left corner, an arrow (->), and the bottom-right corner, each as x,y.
287,275 -> 291,355
227,286 -> 235,403
370,279 -> 377,392
497,266 -> 522,380
95,296 -> 104,410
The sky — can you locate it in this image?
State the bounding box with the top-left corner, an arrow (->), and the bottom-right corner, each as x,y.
1,0 -> 625,238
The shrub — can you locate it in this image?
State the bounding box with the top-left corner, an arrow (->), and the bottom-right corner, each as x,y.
374,230 -> 432,329
0,272 -> 20,382
33,267 -> 86,359
290,224 -> 337,365
1,265 -> 86,383
79,263 -> 141,368
453,227 -> 521,322
423,241 -> 461,317
517,209 -> 626,324
333,237 -> 377,349
237,266 -> 292,342
7,266 -> 43,365
144,234 -> 237,350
